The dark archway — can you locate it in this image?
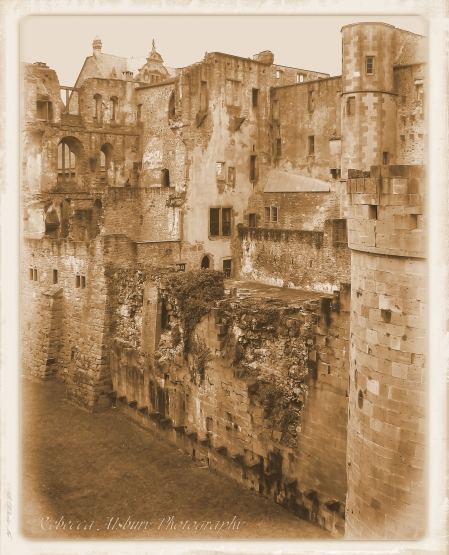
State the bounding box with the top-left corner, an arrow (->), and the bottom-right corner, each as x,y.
201,255 -> 210,269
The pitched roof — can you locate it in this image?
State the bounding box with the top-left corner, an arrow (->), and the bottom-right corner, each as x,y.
264,169 -> 330,193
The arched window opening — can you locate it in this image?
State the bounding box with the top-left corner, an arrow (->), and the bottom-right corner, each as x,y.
168,91 -> 176,120
57,137 -> 83,183
99,143 -> 113,183
110,96 -> 118,122
161,168 -> 170,187
93,94 -> 102,120
201,255 -> 210,269
44,206 -> 60,235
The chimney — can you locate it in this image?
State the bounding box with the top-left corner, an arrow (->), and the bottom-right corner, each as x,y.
93,37 -> 102,57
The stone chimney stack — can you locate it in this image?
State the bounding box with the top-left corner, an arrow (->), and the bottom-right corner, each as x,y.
93,37 -> 102,57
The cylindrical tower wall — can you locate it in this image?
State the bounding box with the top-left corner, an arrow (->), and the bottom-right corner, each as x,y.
345,165 -> 426,538
341,23 -> 398,176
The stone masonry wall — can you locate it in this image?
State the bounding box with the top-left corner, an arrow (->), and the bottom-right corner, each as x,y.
105,270 -> 350,535
271,77 -> 342,181
345,165 -> 426,538
22,237 -> 112,409
236,221 -> 350,293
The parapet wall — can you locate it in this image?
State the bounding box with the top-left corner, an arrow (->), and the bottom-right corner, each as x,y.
236,221 -> 350,293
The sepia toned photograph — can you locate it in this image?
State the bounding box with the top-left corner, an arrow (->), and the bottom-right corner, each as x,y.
12,8 -> 439,549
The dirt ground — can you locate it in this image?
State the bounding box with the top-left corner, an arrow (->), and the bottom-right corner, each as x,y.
21,377 -> 329,540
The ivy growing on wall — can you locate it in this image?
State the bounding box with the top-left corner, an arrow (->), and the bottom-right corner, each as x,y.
162,270 -> 224,351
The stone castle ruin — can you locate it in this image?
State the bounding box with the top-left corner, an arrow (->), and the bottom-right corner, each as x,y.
22,23 -> 426,538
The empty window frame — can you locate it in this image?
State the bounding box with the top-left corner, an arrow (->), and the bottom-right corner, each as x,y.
76,275 -> 86,288
415,82 -> 424,102
57,139 -> 78,182
216,162 -> 226,181
161,168 -> 170,187
222,259 -> 232,278
29,268 -> 34,280
346,96 -> 356,116
308,90 -> 315,112
93,94 -> 102,120
249,155 -> 258,182
296,73 -> 305,83
110,96 -> 118,121
53,269 -> 58,284
275,69 -> 282,79
209,207 -> 232,237
264,206 -> 279,223
248,213 -> 257,228
365,56 -> 375,75
36,100 -> 53,121
252,88 -> 259,108
308,135 -> 315,156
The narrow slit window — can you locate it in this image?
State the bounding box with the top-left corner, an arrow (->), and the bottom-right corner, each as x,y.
249,155 -> 258,182
53,269 -> 58,284
221,208 -> 232,236
33,269 -> 38,281
275,138 -> 282,157
209,208 -> 220,237
76,275 -> 81,288
81,276 -> 86,289
365,56 -> 375,75
252,88 -> 259,108
308,135 -> 315,155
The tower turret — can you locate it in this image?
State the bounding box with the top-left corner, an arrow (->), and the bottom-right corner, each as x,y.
341,23 -> 397,177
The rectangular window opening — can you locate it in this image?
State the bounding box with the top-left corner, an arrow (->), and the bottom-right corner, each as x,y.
33,269 -> 38,281
29,268 -> 34,281
368,206 -> 378,220
221,208 -> 232,236
275,138 -> 282,157
264,207 -> 271,222
347,96 -> 355,116
271,206 -> 278,222
252,88 -> 259,108
308,90 -> 315,112
308,135 -> 315,155
248,213 -> 257,228
53,269 -> 58,284
76,275 -> 81,288
222,259 -> 232,278
249,155 -> 258,182
81,276 -> 86,289
209,208 -> 220,237
366,56 -> 375,75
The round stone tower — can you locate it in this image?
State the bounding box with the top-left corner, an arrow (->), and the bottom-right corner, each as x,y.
345,164 -> 426,538
341,23 -> 398,177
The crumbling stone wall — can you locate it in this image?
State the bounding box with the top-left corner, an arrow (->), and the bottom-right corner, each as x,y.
105,270 -> 349,535
22,237 -> 112,409
236,221 -> 350,293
